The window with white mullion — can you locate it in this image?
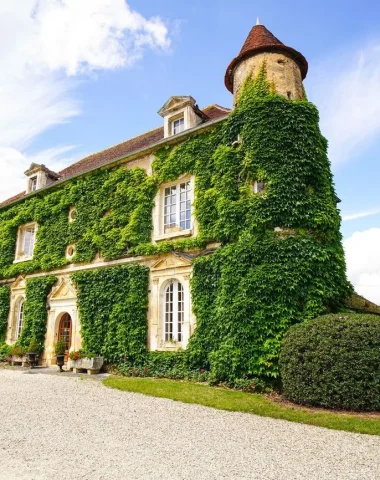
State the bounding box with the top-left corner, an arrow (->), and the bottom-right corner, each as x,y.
163,181 -> 191,233
30,177 -> 37,191
164,281 -> 184,342
172,117 -> 184,135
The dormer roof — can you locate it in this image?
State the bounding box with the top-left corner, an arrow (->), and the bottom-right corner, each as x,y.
225,24 -> 308,93
24,163 -> 61,180
158,96 -> 209,122
158,96 -> 196,117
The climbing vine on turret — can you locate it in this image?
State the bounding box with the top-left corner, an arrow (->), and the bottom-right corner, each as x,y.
153,64 -> 352,379
0,63 -> 352,381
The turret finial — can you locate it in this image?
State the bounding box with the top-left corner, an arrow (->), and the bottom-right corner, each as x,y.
256,17 -> 261,26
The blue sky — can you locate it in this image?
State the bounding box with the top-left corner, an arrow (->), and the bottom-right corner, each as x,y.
0,0 -> 379,302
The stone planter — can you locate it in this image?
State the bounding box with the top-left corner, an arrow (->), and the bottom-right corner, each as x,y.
11,355 -> 28,367
68,357 -> 104,375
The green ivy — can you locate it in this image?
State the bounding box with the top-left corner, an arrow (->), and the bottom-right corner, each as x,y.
17,276 -> 57,353
153,65 -> 351,380
0,168 -> 157,278
72,265 -> 149,363
0,63 -> 352,381
0,285 -> 10,342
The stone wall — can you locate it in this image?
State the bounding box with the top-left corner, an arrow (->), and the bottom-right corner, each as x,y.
233,52 -> 304,103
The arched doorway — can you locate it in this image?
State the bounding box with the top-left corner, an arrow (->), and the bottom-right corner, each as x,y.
58,313 -> 72,360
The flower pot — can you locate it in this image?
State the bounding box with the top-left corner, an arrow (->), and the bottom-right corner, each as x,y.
27,352 -> 37,369
56,354 -> 65,372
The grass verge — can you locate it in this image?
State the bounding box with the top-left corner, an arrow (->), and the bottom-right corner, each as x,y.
103,377 -> 380,436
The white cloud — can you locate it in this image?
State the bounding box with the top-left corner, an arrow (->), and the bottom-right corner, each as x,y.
310,41 -> 380,166
344,228 -> 380,304
342,207 -> 380,221
0,0 -> 171,203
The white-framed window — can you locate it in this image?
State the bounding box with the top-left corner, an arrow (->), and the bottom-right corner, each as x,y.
164,280 -> 184,342
30,177 -> 38,192
15,223 -> 37,261
172,117 -> 184,135
164,181 -> 191,233
15,299 -> 24,340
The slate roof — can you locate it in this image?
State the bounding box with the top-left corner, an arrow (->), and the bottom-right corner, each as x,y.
0,104 -> 231,209
225,24 -> 308,93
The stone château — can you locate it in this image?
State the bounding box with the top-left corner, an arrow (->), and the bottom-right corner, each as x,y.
1,22 -> 361,372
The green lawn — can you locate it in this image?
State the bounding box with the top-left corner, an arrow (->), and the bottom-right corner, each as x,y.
103,377 -> 380,436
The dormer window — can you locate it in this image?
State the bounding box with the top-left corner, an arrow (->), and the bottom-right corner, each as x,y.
30,177 -> 38,192
15,223 -> 37,262
172,117 -> 184,135
158,96 -> 208,138
24,163 -> 60,193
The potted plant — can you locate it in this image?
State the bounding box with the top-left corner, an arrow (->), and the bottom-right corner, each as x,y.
26,338 -> 40,369
55,339 -> 66,372
10,345 -> 26,365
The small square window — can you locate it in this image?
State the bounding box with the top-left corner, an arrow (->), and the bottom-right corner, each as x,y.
253,180 -> 265,194
172,117 -> 184,135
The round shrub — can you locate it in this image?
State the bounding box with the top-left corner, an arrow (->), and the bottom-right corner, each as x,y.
279,313 -> 380,411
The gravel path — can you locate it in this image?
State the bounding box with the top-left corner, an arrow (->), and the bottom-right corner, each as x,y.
0,370 -> 379,480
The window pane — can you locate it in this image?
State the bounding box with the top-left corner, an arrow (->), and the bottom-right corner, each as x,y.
179,181 -> 191,231
16,301 -> 24,340
23,227 -> 35,257
173,118 -> 185,135
165,283 -> 174,341
164,186 -> 178,232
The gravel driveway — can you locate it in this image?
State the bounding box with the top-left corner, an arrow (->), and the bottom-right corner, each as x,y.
0,369 -> 379,480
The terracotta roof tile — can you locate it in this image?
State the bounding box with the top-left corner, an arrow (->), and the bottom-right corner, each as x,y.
0,104 -> 230,209
225,24 -> 308,93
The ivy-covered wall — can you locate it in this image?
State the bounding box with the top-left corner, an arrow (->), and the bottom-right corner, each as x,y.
152,68 -> 352,379
72,265 -> 149,363
0,168 -> 156,278
16,276 -> 57,352
0,286 -> 10,342
0,64 -> 352,380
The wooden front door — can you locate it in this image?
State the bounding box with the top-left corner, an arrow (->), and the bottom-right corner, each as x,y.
58,313 -> 72,361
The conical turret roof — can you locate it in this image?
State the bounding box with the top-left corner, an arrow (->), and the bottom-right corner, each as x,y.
225,24 -> 308,93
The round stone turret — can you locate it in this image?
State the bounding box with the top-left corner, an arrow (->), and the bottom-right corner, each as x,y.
225,23 -> 308,103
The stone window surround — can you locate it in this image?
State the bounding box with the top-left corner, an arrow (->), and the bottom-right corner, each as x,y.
68,206 -> 77,222
164,279 -> 184,343
153,274 -> 192,351
152,174 -> 197,242
14,222 -> 38,264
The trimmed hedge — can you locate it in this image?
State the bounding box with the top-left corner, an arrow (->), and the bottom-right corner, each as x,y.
280,314 -> 380,411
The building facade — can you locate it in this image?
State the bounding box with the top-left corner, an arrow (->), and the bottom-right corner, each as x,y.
1,22 -> 342,374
